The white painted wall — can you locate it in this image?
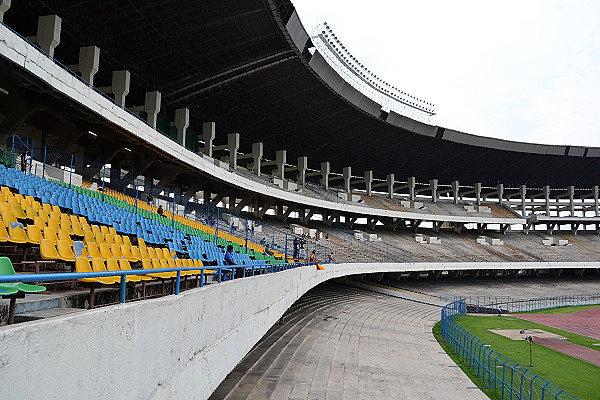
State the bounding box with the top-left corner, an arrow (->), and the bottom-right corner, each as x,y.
1,261 -> 598,399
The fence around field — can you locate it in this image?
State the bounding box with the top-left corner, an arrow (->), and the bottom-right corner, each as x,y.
440,299 -> 582,400
440,294 -> 600,314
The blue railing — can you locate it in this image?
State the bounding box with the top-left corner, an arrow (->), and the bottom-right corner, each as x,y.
440,299 -> 580,400
0,262 -> 312,304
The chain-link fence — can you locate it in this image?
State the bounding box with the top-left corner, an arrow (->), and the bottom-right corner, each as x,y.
441,299 -> 582,400
439,294 -> 600,314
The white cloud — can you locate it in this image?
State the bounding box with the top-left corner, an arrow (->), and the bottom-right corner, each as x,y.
293,0 -> 600,146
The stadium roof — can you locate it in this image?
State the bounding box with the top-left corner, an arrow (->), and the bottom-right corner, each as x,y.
6,0 -> 600,188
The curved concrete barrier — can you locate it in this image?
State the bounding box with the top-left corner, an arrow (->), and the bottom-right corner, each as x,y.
1,261 -> 599,399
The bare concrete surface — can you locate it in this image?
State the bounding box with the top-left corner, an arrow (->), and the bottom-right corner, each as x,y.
210,282 -> 487,400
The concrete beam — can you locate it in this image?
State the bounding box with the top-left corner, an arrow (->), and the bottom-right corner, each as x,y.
144,91 -> 161,128
175,108 -> 190,146
297,156 -> 308,186
364,170 -> 373,196
0,0 -> 10,22
228,133 -> 240,171
321,162 -> 330,189
343,167 -> 352,193
202,122 -> 215,157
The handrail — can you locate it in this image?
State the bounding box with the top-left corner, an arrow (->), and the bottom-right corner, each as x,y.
0,262 -> 313,303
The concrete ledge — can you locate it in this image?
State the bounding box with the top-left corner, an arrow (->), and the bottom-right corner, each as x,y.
1,261 -> 599,399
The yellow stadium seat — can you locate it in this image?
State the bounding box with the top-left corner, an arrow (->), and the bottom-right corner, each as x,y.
57,229 -> 71,242
83,230 -> 95,243
138,245 -> 149,260
130,245 -> 142,261
106,259 -> 140,282
1,211 -> 18,227
98,243 -> 114,259
91,225 -> 101,235
40,238 -> 60,260
7,197 -> 19,206
120,244 -> 137,262
113,235 -> 123,245
43,226 -> 59,243
141,259 -> 171,279
137,238 -> 147,248
100,225 -> 109,235
90,258 -> 120,283
71,222 -> 84,236
110,243 -> 125,259
75,258 -> 118,284
27,224 -> 42,244
118,260 -> 152,281
85,242 -> 104,259
7,222 -> 30,244
24,207 -> 38,220
56,239 -> 76,262
122,236 -> 132,247
0,202 -> 11,212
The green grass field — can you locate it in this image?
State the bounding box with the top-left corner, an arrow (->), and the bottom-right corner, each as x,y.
453,313 -> 600,400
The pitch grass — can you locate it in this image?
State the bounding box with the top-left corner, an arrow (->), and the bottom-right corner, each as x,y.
455,314 -> 600,400
516,304 -> 600,315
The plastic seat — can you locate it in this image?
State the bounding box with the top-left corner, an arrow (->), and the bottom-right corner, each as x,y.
119,259 -> 152,281
110,243 -> 125,259
40,238 -> 60,260
71,222 -> 84,236
26,224 -> 42,244
90,258 -> 120,283
0,202 -> 11,212
0,257 -> 46,293
99,243 -> 114,259
85,242 -> 103,259
73,241 -> 90,258
24,207 -> 38,220
1,211 -> 18,227
57,229 -> 71,242
7,222 -> 31,244
43,226 -> 59,243
57,239 -> 76,262
106,259 -> 140,282
75,258 -> 118,284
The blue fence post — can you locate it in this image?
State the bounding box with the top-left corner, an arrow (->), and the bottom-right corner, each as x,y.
175,271 -> 181,295
119,275 -> 127,303
200,269 -> 205,287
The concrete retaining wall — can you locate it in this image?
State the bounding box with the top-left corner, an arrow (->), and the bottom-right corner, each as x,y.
1,261 -> 599,399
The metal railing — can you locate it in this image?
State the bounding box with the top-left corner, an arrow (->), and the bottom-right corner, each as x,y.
441,299 -> 580,400
441,294 -> 600,314
0,261 -> 312,305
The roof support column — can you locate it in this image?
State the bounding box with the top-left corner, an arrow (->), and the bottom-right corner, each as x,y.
430,179 -> 438,203
175,108 -> 189,146
452,181 -> 460,204
30,15 -> 61,57
497,184 -> 504,206
68,46 -> 100,86
202,122 -> 215,157
99,71 -> 130,107
228,133 -> 240,171
297,156 -> 308,186
343,167 -> 352,193
543,185 -> 551,216
474,182 -> 481,205
593,186 -> 599,217
567,186 -> 575,217
144,91 -> 161,128
252,142 -> 263,176
364,171 -> 373,196
0,0 -> 10,22
407,177 -> 416,201
520,184 -> 527,217
321,162 -> 330,189
387,174 -> 395,199
275,150 -> 286,179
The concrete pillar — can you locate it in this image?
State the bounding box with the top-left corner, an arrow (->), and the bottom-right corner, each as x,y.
364,170 -> 373,196
175,108 -> 189,146
497,183 -> 504,206
228,133 -> 240,171
0,0 -> 11,22
297,156 -> 308,185
343,167 -> 352,193
520,184 -> 527,216
567,186 -> 575,217
594,186 -> 599,217
321,162 -> 330,189
202,122 -> 215,157
78,46 -> 100,86
429,179 -> 438,203
474,182 -> 481,205
112,70 -> 130,106
144,91 -> 161,128
36,15 -> 62,57
252,142 -> 263,175
452,181 -> 459,204
543,185 -> 551,216
387,174 -> 395,199
408,177 -> 416,201
276,150 -> 286,179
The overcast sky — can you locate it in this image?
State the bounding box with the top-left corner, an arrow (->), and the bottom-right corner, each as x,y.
292,0 -> 600,147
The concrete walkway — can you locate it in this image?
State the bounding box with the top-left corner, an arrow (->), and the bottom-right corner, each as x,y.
210,282 -> 487,400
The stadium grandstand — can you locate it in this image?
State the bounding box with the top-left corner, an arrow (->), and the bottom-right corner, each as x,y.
0,1 -> 598,399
